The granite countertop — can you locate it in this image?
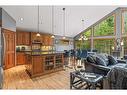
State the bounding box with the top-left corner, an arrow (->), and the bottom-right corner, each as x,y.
16,50 -> 32,52
25,51 -> 64,56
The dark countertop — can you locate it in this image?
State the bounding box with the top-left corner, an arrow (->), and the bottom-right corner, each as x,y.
25,51 -> 64,56
16,50 -> 31,52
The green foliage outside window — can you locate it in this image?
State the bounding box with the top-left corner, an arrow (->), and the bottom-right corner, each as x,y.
93,39 -> 114,54
75,29 -> 91,50
75,15 -> 115,52
75,40 -> 82,49
122,12 -> 127,34
75,40 -> 91,50
83,29 -> 91,37
81,40 -> 91,49
94,15 -> 115,36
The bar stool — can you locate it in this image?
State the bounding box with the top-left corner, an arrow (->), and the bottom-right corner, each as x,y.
74,49 -> 88,71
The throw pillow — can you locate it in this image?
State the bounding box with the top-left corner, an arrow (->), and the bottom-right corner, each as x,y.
97,54 -> 109,66
108,55 -> 118,65
86,55 -> 96,64
96,56 -> 107,66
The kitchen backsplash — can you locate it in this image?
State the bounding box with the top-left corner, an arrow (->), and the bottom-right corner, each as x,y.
16,45 -> 55,51
16,45 -> 31,51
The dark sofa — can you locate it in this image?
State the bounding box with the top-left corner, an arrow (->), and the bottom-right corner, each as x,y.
85,54 -> 127,76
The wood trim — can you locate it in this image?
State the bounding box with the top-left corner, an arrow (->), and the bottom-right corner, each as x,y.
93,38 -> 116,51
121,10 -> 127,36
93,14 -> 116,37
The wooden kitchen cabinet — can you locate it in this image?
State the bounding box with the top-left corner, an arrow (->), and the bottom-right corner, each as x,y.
41,35 -> 53,46
25,53 -> 64,78
16,32 -> 22,45
3,29 -> 16,69
32,56 -> 44,75
44,36 -> 48,46
48,36 -> 53,46
31,33 -> 53,46
23,32 -> 30,45
16,52 -> 26,65
16,31 -> 30,45
31,32 -> 42,43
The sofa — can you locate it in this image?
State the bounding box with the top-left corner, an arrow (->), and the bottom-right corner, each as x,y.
85,53 -> 127,76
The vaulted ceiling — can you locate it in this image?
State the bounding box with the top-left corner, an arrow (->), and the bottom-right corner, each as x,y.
2,6 -> 119,37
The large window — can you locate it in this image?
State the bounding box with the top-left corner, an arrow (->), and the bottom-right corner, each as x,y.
75,40 -> 82,49
75,14 -> 116,53
122,11 -> 127,35
81,39 -> 91,50
75,39 -> 91,50
94,15 -> 115,36
93,39 -> 115,54
82,29 -> 91,49
75,29 -> 91,50
83,29 -> 91,37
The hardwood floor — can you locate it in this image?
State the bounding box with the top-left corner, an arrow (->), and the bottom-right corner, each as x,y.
3,65 -> 73,89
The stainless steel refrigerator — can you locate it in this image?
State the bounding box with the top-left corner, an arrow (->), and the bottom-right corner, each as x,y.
0,8 -> 16,89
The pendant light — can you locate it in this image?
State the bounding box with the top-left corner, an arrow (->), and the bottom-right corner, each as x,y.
78,19 -> 88,41
51,6 -> 55,38
62,8 -> 66,39
36,5 -> 40,37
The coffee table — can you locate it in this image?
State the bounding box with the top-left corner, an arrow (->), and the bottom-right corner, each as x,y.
70,70 -> 104,89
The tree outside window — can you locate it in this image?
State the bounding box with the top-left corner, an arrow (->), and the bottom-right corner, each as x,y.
122,11 -> 127,35
94,15 -> 115,36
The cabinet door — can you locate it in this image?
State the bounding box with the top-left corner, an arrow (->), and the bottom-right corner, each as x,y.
25,32 -> 30,45
16,52 -> 25,65
22,32 -> 30,45
41,35 -> 44,45
31,32 -> 42,43
44,36 -> 48,46
49,36 -> 53,46
16,32 -> 23,45
3,29 -> 16,69
32,56 -> 43,75
17,31 -> 30,45
25,55 -> 32,74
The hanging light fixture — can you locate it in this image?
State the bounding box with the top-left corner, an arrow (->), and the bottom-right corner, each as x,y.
78,19 -> 88,41
51,6 -> 55,38
121,40 -> 124,46
62,8 -> 66,39
36,5 -> 41,37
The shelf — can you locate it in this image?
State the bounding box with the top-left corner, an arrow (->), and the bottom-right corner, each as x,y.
32,42 -> 42,44
56,58 -> 62,60
45,64 -> 54,67
45,60 -> 54,61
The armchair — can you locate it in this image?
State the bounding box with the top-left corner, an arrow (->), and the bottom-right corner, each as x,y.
85,54 -> 127,76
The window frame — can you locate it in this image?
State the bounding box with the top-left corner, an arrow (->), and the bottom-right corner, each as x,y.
93,38 -> 116,54
121,10 -> 127,35
93,14 -> 116,37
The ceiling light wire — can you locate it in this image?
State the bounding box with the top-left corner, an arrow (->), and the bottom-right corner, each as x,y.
63,8 -> 66,39
36,5 -> 40,37
51,6 -> 55,38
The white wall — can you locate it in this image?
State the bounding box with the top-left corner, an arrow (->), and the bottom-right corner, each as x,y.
2,6 -> 118,37
54,35 -> 74,51
55,44 -> 74,51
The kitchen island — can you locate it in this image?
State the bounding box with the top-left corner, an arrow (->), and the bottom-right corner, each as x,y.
25,51 -> 64,77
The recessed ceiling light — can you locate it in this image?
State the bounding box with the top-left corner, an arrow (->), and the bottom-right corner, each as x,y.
19,17 -> 24,21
